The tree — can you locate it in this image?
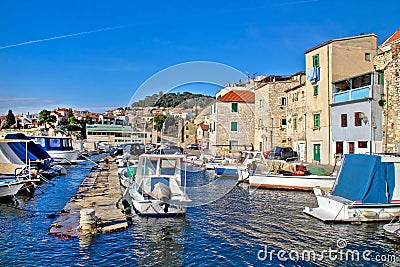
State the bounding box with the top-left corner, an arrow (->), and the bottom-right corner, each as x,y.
5,109 -> 16,128
153,114 -> 166,132
67,108 -> 77,125
38,109 -> 57,130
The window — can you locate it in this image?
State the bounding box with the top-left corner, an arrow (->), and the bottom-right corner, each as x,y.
313,85 -> 319,96
365,53 -> 371,61
293,118 -> 297,130
340,114 -> 347,127
348,142 -> 355,154
281,97 -> 287,106
313,54 -> 320,67
313,114 -> 320,128
231,102 -> 238,112
259,99 -> 263,108
336,142 -> 343,154
354,112 -> 362,126
358,141 -> 368,148
258,119 -> 263,127
281,118 -> 287,127
209,123 -> 212,132
230,121 -> 238,131
229,140 -> 238,152
185,135 -> 189,139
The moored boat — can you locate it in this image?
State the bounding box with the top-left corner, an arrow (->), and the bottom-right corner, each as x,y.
247,160 -> 335,190
214,151 -> 265,178
32,136 -> 80,164
304,154 -> 400,223
124,154 -> 191,217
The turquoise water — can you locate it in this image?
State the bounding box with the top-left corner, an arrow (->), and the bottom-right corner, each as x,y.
0,158 -> 399,266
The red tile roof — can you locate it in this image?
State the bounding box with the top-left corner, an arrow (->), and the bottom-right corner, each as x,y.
381,29 -> 400,46
199,123 -> 209,131
217,90 -> 255,103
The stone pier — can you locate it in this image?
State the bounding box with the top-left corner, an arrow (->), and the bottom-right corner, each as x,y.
49,157 -> 128,238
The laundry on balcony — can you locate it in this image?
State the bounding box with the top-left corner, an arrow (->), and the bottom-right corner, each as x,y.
307,67 -> 320,83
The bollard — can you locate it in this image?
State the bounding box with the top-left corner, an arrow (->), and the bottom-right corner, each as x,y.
104,158 -> 109,164
80,208 -> 97,234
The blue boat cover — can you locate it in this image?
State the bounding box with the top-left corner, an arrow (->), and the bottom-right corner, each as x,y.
5,134 -> 52,160
332,154 -> 395,204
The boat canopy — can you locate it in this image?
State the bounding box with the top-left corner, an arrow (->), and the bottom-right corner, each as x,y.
0,142 -> 25,165
332,154 -> 395,204
4,134 -> 52,161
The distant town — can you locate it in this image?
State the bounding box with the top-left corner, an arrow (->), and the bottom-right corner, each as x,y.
1,29 -> 400,166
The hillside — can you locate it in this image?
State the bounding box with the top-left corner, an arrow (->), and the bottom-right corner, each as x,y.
131,91 -> 214,108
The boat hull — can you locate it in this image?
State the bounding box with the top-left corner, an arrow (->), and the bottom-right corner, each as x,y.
47,150 -> 80,163
0,181 -> 24,199
249,174 -> 335,190
304,193 -> 400,223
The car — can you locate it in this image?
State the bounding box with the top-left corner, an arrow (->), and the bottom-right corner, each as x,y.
266,147 -> 298,161
186,144 -> 199,150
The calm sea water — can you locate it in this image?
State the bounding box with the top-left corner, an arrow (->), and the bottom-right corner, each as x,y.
1,157 -> 399,266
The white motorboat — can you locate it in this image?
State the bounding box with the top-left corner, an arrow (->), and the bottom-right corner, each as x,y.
214,151 -> 265,178
0,180 -> 25,200
304,154 -> 400,223
247,160 -> 335,190
125,154 -> 191,217
33,136 -> 80,164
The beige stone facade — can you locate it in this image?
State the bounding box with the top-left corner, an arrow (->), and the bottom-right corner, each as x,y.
254,73 -> 305,154
304,34 -> 377,164
209,90 -> 255,157
375,37 -> 400,152
178,119 -> 197,148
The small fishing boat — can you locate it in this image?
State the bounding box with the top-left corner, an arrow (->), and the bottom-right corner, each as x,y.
32,136 -> 80,164
0,163 -> 40,202
124,154 -> 191,217
214,151 -> 265,178
247,160 -> 335,190
304,154 -> 400,223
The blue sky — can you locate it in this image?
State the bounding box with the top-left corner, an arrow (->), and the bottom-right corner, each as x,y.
0,0 -> 398,115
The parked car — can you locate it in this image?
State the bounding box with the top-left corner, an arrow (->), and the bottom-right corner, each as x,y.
186,144 -> 199,150
266,147 -> 298,161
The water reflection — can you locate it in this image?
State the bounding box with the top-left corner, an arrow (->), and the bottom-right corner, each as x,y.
132,217 -> 189,266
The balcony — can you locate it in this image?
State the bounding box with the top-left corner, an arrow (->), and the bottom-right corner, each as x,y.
333,86 -> 371,104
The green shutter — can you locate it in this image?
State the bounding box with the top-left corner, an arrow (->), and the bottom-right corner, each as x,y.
231,103 -> 238,112
378,71 -> 384,85
313,114 -> 320,128
313,85 -> 319,96
231,121 -> 238,131
313,54 -> 320,67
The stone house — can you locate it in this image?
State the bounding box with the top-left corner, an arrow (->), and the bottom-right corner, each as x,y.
209,90 -> 255,157
254,73 -> 305,153
375,29 -> 400,153
284,78 -> 307,161
304,33 -> 377,164
178,119 -> 197,149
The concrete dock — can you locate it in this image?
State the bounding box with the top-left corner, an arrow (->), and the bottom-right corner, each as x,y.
49,157 -> 128,238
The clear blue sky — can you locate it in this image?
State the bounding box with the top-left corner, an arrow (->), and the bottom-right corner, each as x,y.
0,0 -> 398,115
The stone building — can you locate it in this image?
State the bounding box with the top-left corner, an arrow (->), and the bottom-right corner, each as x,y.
178,119 -> 197,149
284,78 -> 307,161
375,29 -> 400,153
304,33 -> 377,164
209,90 -> 255,157
254,73 -> 305,153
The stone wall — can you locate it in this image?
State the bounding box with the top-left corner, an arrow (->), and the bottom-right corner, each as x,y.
375,42 -> 400,152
